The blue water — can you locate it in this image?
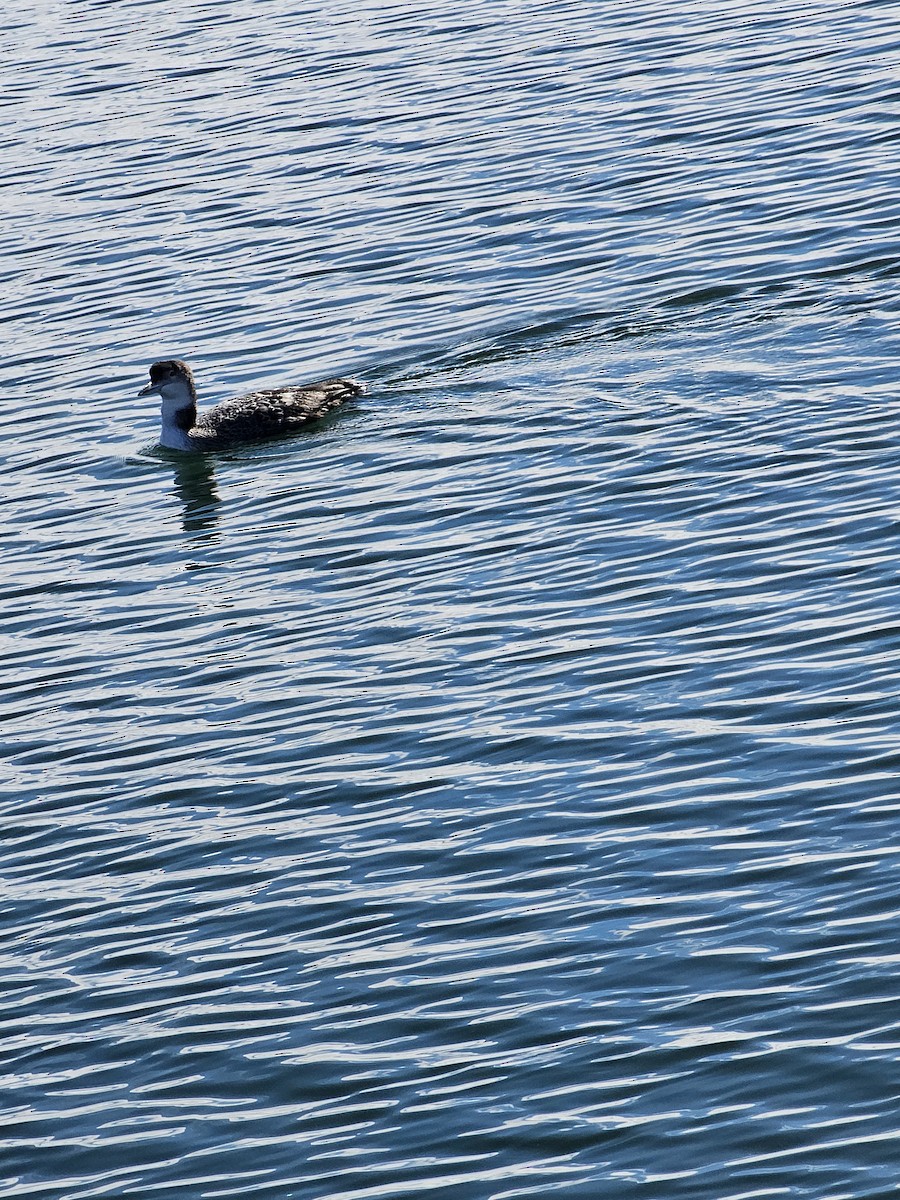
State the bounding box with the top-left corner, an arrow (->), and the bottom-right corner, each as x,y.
4,2 -> 900,1197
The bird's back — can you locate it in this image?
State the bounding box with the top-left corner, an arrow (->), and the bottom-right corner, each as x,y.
191,378 -> 364,448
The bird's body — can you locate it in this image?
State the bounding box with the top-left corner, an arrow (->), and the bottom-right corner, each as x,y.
139,359 -> 364,451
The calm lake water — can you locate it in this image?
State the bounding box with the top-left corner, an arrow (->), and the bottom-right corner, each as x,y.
4,2 -> 900,1197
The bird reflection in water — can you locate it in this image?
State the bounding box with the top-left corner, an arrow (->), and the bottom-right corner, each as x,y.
169,454 -> 220,536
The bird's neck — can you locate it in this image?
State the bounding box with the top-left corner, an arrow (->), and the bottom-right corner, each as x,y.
160,395 -> 198,451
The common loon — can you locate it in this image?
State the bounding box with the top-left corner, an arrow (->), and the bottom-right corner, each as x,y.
139,359 -> 364,451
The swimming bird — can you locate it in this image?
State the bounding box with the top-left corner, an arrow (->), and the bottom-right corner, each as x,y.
139,358 -> 364,451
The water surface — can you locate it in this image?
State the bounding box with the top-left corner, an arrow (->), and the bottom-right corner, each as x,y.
3,2 -> 900,1197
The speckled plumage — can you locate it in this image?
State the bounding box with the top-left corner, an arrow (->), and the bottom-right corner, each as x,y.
139,358 -> 364,452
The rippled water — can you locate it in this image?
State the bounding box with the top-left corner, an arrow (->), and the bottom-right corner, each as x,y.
4,2 -> 900,1197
